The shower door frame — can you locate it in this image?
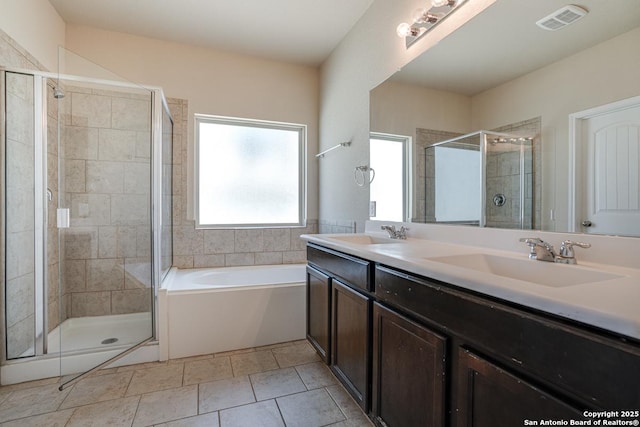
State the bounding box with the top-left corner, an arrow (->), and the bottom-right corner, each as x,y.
1,66 -> 170,369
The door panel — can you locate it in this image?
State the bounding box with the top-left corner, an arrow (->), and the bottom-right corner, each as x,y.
582,103 -> 640,236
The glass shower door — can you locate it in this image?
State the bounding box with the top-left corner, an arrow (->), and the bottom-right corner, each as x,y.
3,71 -> 41,360
53,76 -> 155,377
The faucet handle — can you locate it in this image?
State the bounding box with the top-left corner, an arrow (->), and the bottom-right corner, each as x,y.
519,237 -> 543,259
559,240 -> 591,258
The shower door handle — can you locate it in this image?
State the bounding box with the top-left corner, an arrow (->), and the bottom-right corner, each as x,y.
57,208 -> 70,228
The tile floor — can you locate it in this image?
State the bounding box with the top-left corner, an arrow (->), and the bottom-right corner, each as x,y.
0,340 -> 374,426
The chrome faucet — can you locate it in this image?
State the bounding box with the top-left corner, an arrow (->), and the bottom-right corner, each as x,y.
519,237 -> 590,264
381,225 -> 409,240
519,237 -> 556,261
556,240 -> 591,264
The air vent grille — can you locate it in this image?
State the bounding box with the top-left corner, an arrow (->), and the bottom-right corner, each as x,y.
536,5 -> 588,31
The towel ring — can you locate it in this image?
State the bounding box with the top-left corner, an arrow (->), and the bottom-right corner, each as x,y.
354,165 -> 375,187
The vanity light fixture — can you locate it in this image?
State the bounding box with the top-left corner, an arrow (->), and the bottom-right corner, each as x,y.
397,0 -> 467,48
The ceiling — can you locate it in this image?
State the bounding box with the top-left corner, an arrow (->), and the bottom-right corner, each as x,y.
48,0 -> 374,66
392,0 -> 640,95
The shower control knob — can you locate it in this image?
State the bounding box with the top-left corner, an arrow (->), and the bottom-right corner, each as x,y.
581,220 -> 592,227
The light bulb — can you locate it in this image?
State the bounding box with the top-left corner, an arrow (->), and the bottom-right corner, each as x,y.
396,22 -> 413,38
412,7 -> 428,23
432,0 -> 451,7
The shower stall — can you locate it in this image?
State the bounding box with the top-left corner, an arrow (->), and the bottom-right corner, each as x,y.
424,130 -> 533,229
0,61 -> 173,384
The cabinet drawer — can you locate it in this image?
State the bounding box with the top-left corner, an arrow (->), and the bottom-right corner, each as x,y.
375,264 -> 640,409
307,244 -> 372,292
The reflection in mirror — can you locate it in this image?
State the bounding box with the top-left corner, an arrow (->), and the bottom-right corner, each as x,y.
370,0 -> 640,236
369,133 -> 410,222
423,131 -> 533,229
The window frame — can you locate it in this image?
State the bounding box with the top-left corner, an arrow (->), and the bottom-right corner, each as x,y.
369,132 -> 412,222
195,114 -> 307,229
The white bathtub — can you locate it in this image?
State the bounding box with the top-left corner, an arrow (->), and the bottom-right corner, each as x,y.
158,264 -> 307,359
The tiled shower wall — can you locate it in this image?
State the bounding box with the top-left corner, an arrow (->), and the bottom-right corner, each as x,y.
59,85 -> 153,318
418,118 -> 541,229
489,117 -> 541,230
167,98 -> 318,269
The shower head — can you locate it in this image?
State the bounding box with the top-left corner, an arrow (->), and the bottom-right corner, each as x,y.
53,87 -> 65,99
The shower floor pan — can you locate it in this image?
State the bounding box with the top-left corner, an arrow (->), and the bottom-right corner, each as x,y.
47,312 -> 152,354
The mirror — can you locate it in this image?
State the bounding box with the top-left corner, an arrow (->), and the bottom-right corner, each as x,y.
370,0 -> 640,236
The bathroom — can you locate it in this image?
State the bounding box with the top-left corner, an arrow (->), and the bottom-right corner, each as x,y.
1,0 -> 639,425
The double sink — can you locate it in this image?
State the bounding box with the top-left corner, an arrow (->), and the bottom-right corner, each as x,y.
326,234 -> 622,288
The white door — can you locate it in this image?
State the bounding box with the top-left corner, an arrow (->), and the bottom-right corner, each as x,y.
581,104 -> 640,236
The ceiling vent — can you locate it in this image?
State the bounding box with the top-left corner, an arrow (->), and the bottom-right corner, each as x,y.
536,5 -> 588,31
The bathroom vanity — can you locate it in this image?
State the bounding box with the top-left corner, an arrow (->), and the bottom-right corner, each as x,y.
302,224 -> 640,427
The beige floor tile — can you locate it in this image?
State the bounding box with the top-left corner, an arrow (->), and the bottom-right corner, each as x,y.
59,370 -> 133,409
254,340 -> 299,351
295,362 -> 337,389
250,367 -> 306,401
277,389 -> 346,427
272,342 -> 320,368
199,376 -> 255,413
183,356 -> 233,385
132,385 -> 198,427
214,347 -> 255,358
0,384 -> 70,423
327,417 -> 375,427
0,408 -> 74,427
0,377 -> 60,394
326,385 -> 370,421
168,354 -> 214,365
125,363 -> 184,396
116,360 -> 168,372
65,395 -> 139,427
219,400 -> 284,427
230,350 -> 278,376
155,411 -> 220,427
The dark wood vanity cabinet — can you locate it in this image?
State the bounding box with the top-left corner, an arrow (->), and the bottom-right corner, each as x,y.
454,349 -> 583,427
306,244 -> 373,411
332,280 -> 371,411
455,349 -> 583,427
306,266 -> 331,363
306,243 -> 640,425
372,302 -> 446,427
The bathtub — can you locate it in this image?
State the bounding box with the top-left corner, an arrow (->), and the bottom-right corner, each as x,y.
158,264 -> 307,359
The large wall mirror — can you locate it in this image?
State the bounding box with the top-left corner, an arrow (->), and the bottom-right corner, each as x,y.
370,0 -> 640,237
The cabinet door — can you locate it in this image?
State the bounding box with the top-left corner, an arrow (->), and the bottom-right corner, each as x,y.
332,279 -> 371,411
372,303 -> 446,427
306,266 -> 331,363
455,349 -> 584,427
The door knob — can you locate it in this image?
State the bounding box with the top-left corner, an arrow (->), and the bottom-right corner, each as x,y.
581,220 -> 592,227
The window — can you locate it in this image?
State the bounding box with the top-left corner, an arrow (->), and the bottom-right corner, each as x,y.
196,115 -> 306,228
369,133 -> 411,222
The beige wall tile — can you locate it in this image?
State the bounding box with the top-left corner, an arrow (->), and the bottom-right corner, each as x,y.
98,129 -> 136,161
70,291 -> 111,317
112,97 -> 151,132
71,93 -> 111,128
111,288 -> 151,314
62,126 -> 98,160
86,161 -> 124,193
86,258 -> 124,291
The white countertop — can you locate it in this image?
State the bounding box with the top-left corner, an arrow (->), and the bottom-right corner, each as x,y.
301,230 -> 640,341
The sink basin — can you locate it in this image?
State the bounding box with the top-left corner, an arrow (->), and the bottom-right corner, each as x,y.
426,253 -> 622,287
328,234 -> 404,245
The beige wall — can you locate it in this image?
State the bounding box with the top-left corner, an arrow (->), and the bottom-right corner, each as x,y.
64,25 -> 320,225
0,0 -> 65,71
471,27 -> 640,231
318,0 -> 496,231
